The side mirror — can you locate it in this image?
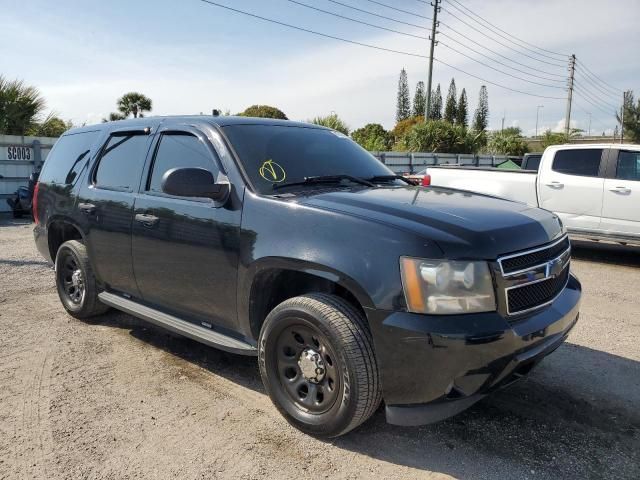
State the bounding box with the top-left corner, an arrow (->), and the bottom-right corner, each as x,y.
161,167 -> 230,202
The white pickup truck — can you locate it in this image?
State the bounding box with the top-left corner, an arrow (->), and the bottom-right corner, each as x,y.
425,144 -> 640,245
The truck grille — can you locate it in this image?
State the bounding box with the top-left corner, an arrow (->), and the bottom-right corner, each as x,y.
500,236 -> 570,274
507,267 -> 570,314
497,235 -> 571,316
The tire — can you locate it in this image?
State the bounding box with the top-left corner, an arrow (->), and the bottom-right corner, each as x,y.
55,240 -> 109,319
258,293 -> 381,437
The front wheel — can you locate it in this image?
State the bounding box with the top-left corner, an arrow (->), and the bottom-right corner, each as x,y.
258,294 -> 381,437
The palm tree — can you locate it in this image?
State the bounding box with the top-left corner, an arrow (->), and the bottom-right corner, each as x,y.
117,92 -> 152,118
0,75 -> 46,135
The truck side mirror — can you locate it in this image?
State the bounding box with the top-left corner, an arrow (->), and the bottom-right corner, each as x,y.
161,167 -> 230,202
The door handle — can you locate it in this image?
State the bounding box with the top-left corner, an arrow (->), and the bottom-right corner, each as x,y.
78,202 -> 96,214
609,186 -> 631,194
135,213 -> 159,227
545,181 -> 564,189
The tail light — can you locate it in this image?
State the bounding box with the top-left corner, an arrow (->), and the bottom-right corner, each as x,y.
421,174 -> 431,187
32,182 -> 40,224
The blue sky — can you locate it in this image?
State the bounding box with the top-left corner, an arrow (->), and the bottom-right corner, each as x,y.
1,0 -> 637,135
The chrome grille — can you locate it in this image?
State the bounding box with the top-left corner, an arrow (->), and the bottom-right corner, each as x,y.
497,235 -> 571,316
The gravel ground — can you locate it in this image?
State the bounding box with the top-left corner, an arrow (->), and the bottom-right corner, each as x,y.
0,217 -> 638,480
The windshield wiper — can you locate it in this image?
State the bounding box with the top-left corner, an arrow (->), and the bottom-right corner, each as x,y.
272,174 -> 375,191
366,175 -> 414,185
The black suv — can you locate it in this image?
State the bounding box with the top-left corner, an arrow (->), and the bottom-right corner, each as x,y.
34,116 -> 581,437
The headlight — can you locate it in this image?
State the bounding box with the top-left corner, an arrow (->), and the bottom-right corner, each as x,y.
400,257 -> 496,314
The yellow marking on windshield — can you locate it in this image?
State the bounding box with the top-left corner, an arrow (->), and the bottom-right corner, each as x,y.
259,159 -> 286,183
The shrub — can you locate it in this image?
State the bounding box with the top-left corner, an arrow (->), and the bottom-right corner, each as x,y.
391,116 -> 423,150
351,123 -> 393,151
406,119 -> 482,154
239,105 -> 288,120
487,131 -> 529,156
309,113 -> 349,135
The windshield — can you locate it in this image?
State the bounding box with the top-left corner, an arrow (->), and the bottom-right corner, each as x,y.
222,125 -> 395,194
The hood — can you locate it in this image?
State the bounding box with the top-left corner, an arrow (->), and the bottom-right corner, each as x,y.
298,186 -> 563,259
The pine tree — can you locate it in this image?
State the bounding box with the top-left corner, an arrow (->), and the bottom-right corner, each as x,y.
429,84 -> 442,120
412,81 -> 426,117
396,69 -> 411,123
456,88 -> 468,127
472,85 -> 489,131
443,79 -> 457,124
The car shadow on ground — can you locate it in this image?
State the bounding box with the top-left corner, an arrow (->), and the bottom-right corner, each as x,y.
91,310 -> 640,479
571,239 -> 640,268
0,216 -> 33,227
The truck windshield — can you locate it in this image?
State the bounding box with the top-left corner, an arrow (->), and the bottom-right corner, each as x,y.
222,124 -> 395,194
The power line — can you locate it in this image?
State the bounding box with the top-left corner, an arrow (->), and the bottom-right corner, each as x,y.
438,42 -> 566,89
574,66 -> 622,102
439,24 -> 566,78
575,59 -> 622,94
573,81 -> 618,110
199,0 -> 429,59
325,0 -> 427,30
285,0 -> 427,40
362,0 -> 431,20
573,86 -> 617,117
432,57 -> 565,99
197,0 -> 566,100
440,8 -> 567,68
446,0 -> 568,58
438,31 -> 566,83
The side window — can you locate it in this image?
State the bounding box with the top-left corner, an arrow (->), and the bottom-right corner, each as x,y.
552,149 -> 603,177
39,131 -> 100,185
94,133 -> 150,191
616,151 -> 640,181
147,133 -> 218,194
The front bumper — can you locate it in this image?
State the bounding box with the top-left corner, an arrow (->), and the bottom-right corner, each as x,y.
366,273 -> 581,426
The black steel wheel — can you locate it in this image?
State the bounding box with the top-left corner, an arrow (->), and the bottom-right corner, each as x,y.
259,293 -> 381,437
275,323 -> 342,415
55,240 -> 109,319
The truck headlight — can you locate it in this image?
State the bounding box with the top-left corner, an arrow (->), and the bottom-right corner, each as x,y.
400,257 -> 496,314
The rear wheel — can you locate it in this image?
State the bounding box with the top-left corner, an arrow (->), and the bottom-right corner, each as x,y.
55,240 -> 109,319
258,293 -> 381,437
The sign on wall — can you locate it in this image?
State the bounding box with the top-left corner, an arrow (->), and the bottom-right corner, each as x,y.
2,145 -> 33,161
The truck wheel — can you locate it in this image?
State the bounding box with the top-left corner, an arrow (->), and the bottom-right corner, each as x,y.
55,240 -> 109,319
259,293 -> 381,437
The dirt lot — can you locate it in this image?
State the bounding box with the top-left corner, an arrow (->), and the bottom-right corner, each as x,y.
0,217 -> 638,480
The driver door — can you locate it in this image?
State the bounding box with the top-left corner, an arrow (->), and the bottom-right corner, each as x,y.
131,124 -> 241,332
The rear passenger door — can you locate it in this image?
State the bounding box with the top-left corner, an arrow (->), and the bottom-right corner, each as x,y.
538,148 -> 606,232
131,125 -> 241,332
601,149 -> 640,238
76,127 -> 155,297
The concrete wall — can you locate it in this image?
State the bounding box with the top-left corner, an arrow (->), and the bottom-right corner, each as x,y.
0,134 -> 57,213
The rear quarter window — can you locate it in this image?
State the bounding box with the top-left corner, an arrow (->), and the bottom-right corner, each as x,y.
39,131 -> 100,185
551,149 -> 603,177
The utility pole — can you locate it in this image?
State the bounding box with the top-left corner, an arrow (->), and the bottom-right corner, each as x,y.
501,109 -> 505,133
620,91 -> 626,144
564,54 -> 576,136
536,105 -> 544,138
425,0 -> 441,122
587,112 -> 591,137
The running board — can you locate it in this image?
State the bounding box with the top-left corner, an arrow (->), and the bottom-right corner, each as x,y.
98,292 -> 257,356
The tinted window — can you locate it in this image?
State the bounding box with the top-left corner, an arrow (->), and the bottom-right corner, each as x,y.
616,151 -> 640,181
148,133 -> 218,193
95,134 -> 149,190
223,125 -> 393,194
39,131 -> 100,185
552,149 -> 603,177
525,155 -> 542,171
